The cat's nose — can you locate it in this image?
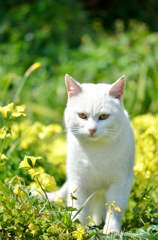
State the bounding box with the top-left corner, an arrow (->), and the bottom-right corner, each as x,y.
88,128 -> 97,135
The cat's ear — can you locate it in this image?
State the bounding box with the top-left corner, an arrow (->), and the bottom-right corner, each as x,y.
109,75 -> 126,100
65,74 -> 82,98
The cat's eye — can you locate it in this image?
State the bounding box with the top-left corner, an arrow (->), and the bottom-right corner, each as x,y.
99,114 -> 109,120
78,113 -> 87,119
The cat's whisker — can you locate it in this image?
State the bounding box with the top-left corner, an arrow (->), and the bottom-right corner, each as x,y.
71,127 -> 119,139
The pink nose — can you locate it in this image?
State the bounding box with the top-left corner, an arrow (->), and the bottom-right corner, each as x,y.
88,128 -> 97,135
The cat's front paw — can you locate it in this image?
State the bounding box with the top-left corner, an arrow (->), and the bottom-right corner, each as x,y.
30,188 -> 44,200
103,226 -> 120,234
45,192 -> 58,202
37,192 -> 58,202
107,229 -> 119,234
30,189 -> 57,202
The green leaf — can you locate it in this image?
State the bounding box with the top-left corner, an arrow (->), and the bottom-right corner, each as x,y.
71,195 -> 78,200
3,214 -> 9,221
124,232 -> 157,239
97,232 -> 116,240
64,211 -> 67,224
85,232 -> 96,239
67,212 -> 72,227
0,194 -> 4,201
73,187 -> 78,193
144,222 -> 150,231
0,179 -> 10,197
62,206 -> 77,212
0,208 -> 4,213
39,235 -> 49,240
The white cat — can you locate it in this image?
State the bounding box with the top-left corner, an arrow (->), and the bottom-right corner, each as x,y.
46,74 -> 135,234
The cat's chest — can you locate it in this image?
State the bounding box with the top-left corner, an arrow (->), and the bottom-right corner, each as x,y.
67,139 -> 120,174
67,142 -> 121,191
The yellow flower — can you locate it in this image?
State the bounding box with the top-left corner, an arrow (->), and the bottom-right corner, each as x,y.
1,154 -> 8,160
28,156 -> 42,167
29,182 -> 44,196
13,184 -> 20,195
34,166 -> 45,175
0,103 -> 26,120
110,209 -> 113,214
29,181 -> 40,190
0,103 -> 13,119
9,105 -> 26,120
13,184 -> 25,197
19,155 -> 42,169
86,216 -> 96,226
134,163 -> 144,174
31,122 -> 62,139
53,195 -> 64,206
105,201 -> 121,215
115,206 -> 121,213
39,173 -> 56,192
72,226 -> 85,240
0,128 -> 6,139
24,62 -> 41,77
28,168 -> 39,177
19,156 -> 32,169
49,124 -> 62,133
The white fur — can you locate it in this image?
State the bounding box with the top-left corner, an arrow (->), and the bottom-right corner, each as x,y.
47,74 -> 135,233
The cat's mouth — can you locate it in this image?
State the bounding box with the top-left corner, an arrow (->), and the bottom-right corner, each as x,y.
87,133 -> 100,140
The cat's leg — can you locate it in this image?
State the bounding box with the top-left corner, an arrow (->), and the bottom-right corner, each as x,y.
91,191 -> 106,225
36,181 -> 68,202
67,184 -> 90,224
46,181 -> 68,201
103,172 -> 133,234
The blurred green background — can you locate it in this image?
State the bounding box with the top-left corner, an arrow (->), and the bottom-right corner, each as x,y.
1,1 -> 158,231
1,0 -> 158,124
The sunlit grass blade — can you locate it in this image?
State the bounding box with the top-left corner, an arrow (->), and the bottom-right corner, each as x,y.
1,75 -> 12,104
137,64 -> 147,102
84,232 -> 96,239
0,179 -> 10,197
13,63 -> 41,106
124,232 -> 157,239
29,102 -> 61,121
72,191 -> 96,221
0,193 -> 4,201
97,232 -> 117,240
13,75 -> 27,106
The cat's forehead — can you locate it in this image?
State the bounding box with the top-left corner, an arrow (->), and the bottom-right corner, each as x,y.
67,83 -> 118,114
81,83 -> 110,93
80,83 -> 111,103
68,83 -> 111,104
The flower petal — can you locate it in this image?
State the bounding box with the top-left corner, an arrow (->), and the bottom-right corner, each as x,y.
19,156 -> 32,169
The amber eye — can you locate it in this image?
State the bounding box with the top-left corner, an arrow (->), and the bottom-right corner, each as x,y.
99,114 -> 109,120
78,113 -> 87,119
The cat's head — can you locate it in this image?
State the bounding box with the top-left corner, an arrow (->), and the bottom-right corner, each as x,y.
64,74 -> 126,141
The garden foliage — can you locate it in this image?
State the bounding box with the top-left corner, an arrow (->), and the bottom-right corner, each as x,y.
0,0 -> 158,238
0,97 -> 158,239
0,0 -> 158,122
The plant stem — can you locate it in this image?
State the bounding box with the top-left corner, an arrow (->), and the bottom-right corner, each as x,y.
13,76 -> 27,106
36,177 -> 52,209
0,119 -> 12,162
0,133 -> 7,162
137,213 -> 145,225
71,193 -> 73,217
106,212 -> 111,234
